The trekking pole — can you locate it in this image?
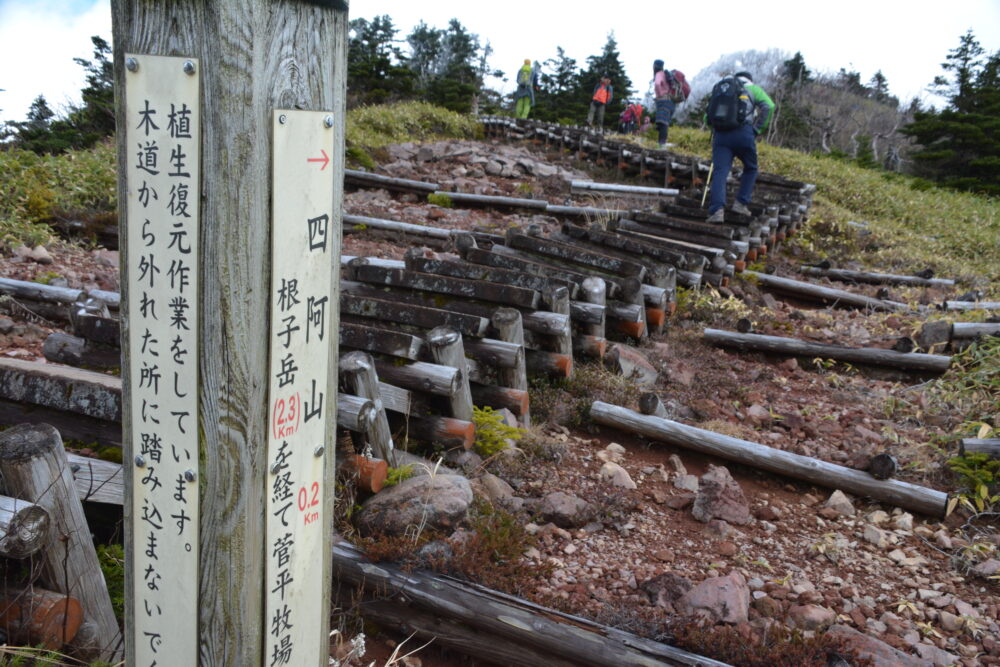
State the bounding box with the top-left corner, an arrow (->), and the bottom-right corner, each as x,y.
701,161 -> 714,207
701,129 -> 714,208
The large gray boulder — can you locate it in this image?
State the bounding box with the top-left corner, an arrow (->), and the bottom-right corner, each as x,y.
356,474 -> 473,537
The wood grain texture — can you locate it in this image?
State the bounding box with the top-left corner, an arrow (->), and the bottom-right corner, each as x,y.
0,424 -> 122,660
112,2 -> 347,664
590,401 -> 948,517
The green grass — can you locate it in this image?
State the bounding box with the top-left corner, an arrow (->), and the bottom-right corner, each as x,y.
0,140 -> 116,248
345,101 -> 481,158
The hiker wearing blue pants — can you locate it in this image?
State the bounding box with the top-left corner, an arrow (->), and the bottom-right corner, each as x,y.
708,124 -> 759,221
705,71 -> 774,223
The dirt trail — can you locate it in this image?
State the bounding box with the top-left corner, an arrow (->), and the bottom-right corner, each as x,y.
2,136 -> 997,666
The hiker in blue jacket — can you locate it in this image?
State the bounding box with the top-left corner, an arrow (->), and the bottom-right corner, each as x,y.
705,71 -> 775,223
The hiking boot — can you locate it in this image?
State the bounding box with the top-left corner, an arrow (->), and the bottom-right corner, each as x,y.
706,209 -> 725,224
731,202 -> 752,217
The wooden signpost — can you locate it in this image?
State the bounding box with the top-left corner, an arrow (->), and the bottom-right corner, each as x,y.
113,2 -> 347,664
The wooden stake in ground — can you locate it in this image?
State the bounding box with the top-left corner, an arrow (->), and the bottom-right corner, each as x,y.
0,424 -> 122,661
589,401 -> 949,517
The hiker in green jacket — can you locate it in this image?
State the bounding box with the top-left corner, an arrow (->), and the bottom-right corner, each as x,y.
704,71 -> 775,223
514,59 -> 538,119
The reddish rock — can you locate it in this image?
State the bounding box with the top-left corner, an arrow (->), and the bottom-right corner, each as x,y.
824,625 -> 933,667
653,549 -> 676,563
676,571 -> 750,624
692,465 -> 751,525
754,505 -> 780,521
753,596 -> 783,618
664,493 -> 695,510
787,604 -> 835,631
717,541 -> 738,557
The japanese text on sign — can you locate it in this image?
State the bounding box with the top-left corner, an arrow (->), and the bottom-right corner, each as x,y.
125,54 -> 200,667
265,110 -> 336,667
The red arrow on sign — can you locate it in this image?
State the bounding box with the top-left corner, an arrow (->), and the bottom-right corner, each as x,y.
307,149 -> 330,171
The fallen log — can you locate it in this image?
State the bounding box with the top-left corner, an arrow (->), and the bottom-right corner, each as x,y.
799,266 -> 955,287
702,328 -> 952,374
344,169 -> 438,194
545,205 -> 624,221
958,439 -> 1000,458
0,495 -> 50,558
589,401 -> 949,517
434,191 -> 548,211
951,322 -> 1000,340
343,214 -> 452,241
331,539 -> 729,667
743,271 -> 907,312
0,587 -> 83,649
941,301 -> 1000,312
570,180 -> 679,198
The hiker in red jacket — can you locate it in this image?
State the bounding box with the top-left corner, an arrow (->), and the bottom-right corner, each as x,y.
587,76 -> 614,132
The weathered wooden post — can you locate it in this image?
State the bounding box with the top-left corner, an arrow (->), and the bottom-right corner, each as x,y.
112,2 -> 346,665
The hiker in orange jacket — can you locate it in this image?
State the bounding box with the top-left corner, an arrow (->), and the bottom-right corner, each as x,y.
586,76 -> 614,131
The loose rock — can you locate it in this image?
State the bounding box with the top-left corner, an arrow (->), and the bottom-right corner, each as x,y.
691,465 -> 751,525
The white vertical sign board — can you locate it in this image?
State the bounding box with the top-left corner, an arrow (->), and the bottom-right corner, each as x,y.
124,54 -> 200,665
265,110 -> 335,666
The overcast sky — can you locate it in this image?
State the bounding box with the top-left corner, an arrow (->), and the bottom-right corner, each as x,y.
2,0 -> 999,122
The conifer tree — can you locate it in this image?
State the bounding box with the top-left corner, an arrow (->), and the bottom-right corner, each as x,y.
902,31 -> 1000,195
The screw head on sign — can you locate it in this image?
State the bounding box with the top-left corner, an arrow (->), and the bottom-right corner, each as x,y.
314,445 -> 325,458
184,469 -> 197,482
324,115 -> 334,128
135,455 -> 146,468
270,462 -> 281,474
278,114 -> 287,125
126,58 -> 139,72
183,60 -> 196,75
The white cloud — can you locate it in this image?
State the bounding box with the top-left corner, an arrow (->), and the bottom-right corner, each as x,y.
0,0 -> 111,121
